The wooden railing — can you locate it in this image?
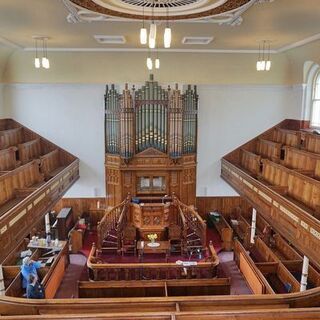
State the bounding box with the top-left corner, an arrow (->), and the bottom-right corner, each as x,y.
173,196 -> 206,248
97,196 -> 131,250
221,158 -> 320,270
87,242 -> 219,281
0,159 -> 79,263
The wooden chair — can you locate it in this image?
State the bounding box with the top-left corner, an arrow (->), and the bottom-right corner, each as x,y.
121,225 -> 137,256
169,225 -> 183,254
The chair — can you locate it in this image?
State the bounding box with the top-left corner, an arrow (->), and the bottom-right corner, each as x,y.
169,225 -> 183,254
121,225 -> 137,256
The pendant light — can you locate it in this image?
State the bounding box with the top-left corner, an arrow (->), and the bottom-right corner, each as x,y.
140,7 -> 147,45
164,7 -> 171,48
147,56 -> 153,70
34,39 -> 40,68
265,41 -> 271,71
41,38 -> 50,69
149,0 -> 156,49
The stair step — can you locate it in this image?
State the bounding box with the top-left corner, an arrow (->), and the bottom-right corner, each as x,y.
103,240 -> 118,244
107,234 -> 118,239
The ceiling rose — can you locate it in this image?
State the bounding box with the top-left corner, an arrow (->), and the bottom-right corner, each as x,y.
69,0 -> 253,20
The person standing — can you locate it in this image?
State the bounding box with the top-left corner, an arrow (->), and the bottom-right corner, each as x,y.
20,257 -> 43,290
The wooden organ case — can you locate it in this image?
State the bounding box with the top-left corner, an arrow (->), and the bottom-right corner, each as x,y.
105,75 -> 198,206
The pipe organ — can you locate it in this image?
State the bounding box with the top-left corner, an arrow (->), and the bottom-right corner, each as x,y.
105,75 -> 198,206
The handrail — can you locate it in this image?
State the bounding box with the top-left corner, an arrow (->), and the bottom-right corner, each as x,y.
173,195 -> 206,247
97,196 -> 131,250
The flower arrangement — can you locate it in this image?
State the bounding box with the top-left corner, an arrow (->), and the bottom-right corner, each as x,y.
147,233 -> 158,243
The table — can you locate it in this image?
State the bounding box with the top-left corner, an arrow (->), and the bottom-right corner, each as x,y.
137,240 -> 170,262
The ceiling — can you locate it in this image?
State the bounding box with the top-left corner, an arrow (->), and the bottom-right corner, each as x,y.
0,0 -> 319,52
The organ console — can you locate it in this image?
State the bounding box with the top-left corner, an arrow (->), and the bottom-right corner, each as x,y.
105,75 -> 198,206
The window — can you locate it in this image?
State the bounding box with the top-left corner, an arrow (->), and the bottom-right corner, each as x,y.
311,71 -> 320,127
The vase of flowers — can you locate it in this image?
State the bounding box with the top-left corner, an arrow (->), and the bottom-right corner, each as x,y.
147,233 -> 157,243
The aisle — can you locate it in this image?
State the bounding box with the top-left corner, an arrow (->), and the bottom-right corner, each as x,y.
55,254 -> 88,298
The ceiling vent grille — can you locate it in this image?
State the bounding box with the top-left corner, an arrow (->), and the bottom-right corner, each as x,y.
182,36 -> 213,45
94,35 -> 126,44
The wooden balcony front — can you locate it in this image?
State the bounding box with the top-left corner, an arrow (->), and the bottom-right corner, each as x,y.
221,158 -> 320,269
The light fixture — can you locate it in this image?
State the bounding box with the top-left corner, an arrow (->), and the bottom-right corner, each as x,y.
164,7 -> 171,48
42,38 -> 50,69
155,58 -> 160,69
34,39 -> 40,68
140,7 -> 147,45
256,40 -> 271,72
147,57 -> 153,70
33,36 -> 50,70
148,1 -> 157,49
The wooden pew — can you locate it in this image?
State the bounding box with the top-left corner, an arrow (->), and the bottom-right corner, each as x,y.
78,278 -> 231,298
0,128 -> 23,150
253,238 -> 301,293
282,146 -> 320,179
229,212 -> 251,249
18,139 -> 41,164
40,149 -> 65,179
261,159 -> 320,214
304,132 -> 320,154
0,147 -> 19,171
256,139 -> 282,163
272,128 -> 301,147
0,160 -> 44,217
5,242 -> 69,299
240,149 -> 261,176
272,234 -> 320,289
210,213 -> 233,251
233,240 -> 274,294
241,210 -> 272,245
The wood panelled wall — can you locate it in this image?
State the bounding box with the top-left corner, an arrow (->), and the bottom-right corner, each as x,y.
196,196 -> 251,219
55,196 -> 250,221
54,198 -> 106,222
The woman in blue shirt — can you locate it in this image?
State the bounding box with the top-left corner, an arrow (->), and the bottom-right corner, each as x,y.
20,257 -> 42,290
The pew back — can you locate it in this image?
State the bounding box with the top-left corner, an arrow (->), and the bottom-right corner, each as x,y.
256,139 -> 282,163
0,128 -> 23,150
0,147 -> 18,171
240,149 -> 261,176
272,128 -> 301,147
18,139 -> 42,164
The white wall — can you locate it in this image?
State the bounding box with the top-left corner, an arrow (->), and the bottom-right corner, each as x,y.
3,83 -> 302,197
197,85 -> 301,196
4,84 -> 105,197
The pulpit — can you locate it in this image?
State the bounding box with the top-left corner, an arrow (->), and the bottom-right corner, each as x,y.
131,202 -> 171,241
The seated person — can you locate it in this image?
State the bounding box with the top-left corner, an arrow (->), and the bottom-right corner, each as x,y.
27,274 -> 45,299
20,257 -> 43,290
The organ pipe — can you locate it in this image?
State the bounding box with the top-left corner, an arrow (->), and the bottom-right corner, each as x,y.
104,75 -> 198,160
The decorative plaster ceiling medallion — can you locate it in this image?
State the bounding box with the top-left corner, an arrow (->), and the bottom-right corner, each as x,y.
69,0 -> 254,20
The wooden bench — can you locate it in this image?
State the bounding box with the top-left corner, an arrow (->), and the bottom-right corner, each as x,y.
272,128 -> 301,147
234,240 -> 274,294
40,149 -> 65,179
229,212 -> 251,249
272,234 -> 320,289
0,127 -> 23,149
4,242 -> 69,299
282,146 -> 320,179
0,160 -> 44,217
256,139 -> 282,163
253,238 -> 301,293
0,146 -> 19,171
209,212 -> 233,251
241,210 -> 272,245
78,278 -> 231,298
261,159 -> 320,214
304,132 -> 320,154
240,149 -> 261,176
18,138 -> 42,164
